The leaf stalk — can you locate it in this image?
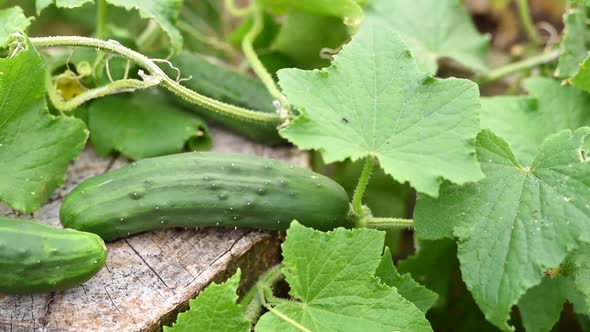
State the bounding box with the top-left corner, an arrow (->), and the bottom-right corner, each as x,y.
240,3 -> 289,109
515,0 -> 542,45
96,0 -> 107,40
351,157 -> 375,215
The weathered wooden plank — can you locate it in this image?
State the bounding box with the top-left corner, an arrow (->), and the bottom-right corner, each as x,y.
0,127 -> 304,331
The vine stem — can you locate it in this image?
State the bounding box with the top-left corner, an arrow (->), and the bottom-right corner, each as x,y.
96,0 -> 107,39
29,36 -> 282,126
515,0 -> 541,44
257,287 -> 311,332
356,217 -> 414,231
475,49 -> 560,84
240,3 -> 289,109
351,157 -> 375,215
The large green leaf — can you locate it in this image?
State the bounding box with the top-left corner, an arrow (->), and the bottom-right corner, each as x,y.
0,7 -> 33,48
557,6 -> 590,78
88,90 -> 211,160
36,0 -> 94,15
364,0 -> 489,74
278,20 -> 483,197
376,248 -> 438,313
106,0 -> 183,53
414,129 -> 590,330
164,270 -> 249,332
0,37 -> 88,213
480,77 -> 590,163
255,222 -> 432,332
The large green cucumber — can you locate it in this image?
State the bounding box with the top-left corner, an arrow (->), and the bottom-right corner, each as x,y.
0,217 -> 107,294
60,152 -> 350,241
166,52 -> 284,144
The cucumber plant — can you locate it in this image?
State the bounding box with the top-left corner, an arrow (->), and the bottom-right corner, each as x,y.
0,0 -> 589,331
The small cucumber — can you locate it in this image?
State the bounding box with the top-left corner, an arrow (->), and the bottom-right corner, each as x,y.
0,217 -> 107,294
60,152 -> 350,241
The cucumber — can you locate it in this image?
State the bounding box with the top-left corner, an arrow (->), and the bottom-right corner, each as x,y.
60,152 -> 350,241
166,52 -> 284,144
0,217 -> 107,294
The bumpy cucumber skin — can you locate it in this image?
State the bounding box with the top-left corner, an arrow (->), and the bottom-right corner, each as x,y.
0,217 -> 107,294
60,152 -> 350,241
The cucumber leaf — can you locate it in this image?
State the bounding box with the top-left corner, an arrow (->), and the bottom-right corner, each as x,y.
376,248 -> 438,313
557,6 -> 590,78
557,4 -> 590,92
0,7 -> 33,48
255,222 -> 432,332
88,89 -> 211,160
365,0 -> 489,74
480,77 -> 590,163
0,37 -> 88,213
518,275 -> 588,332
36,0 -> 94,15
164,270 -> 249,332
35,0 -> 183,53
279,20 -> 483,197
106,0 -> 183,54
414,128 -> 590,331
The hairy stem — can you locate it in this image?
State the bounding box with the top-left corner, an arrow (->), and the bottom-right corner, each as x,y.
47,75 -> 161,112
241,4 -> 289,108
96,0 -> 107,39
351,157 -> 375,215
515,0 -> 541,44
356,217 -> 414,231
476,49 -> 560,84
257,286 -> 311,332
29,36 -> 282,125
